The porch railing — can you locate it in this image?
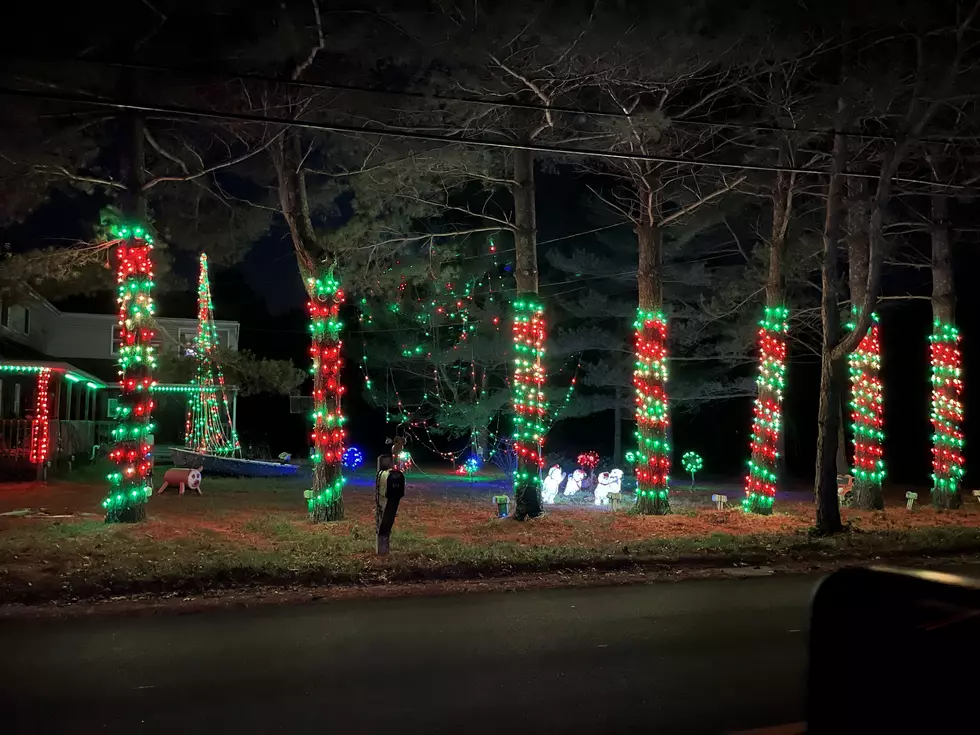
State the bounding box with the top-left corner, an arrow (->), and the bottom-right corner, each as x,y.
0,419 -> 115,462
0,419 -> 33,459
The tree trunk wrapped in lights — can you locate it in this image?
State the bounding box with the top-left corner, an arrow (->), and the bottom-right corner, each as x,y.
103,225 -> 157,524
845,180 -> 885,509
510,147 -> 545,520
744,149 -> 795,516
632,308 -> 670,514
846,312 -> 885,503
930,193 -> 963,509
744,306 -> 789,515
305,270 -> 347,522
632,223 -> 670,515
511,297 -> 547,518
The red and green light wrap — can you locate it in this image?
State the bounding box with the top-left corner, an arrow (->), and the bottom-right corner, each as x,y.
305,272 -> 347,522
632,309 -> 670,515
930,319 -> 965,506
847,312 -> 885,489
744,305 -> 788,515
103,224 -> 157,524
511,298 -> 547,518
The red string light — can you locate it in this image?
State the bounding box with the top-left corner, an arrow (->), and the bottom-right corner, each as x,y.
29,368 -> 51,465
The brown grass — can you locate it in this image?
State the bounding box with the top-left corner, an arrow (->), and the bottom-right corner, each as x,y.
1,470 -> 979,605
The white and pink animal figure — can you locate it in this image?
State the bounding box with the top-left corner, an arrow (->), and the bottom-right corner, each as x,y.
542,465 -> 566,504
594,469 -> 623,505
564,469 -> 586,496
157,467 -> 203,496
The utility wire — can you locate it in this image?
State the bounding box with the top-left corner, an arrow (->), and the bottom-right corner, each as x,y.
0,86 -> 972,191
19,57 -> 980,148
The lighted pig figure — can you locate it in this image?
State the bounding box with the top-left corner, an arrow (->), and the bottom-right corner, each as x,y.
157,467 -> 203,496
542,465 -> 565,504
594,469 -> 624,506
564,469 -> 586,496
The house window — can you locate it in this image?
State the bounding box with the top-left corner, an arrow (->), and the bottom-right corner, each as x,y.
0,302 -> 8,328
178,327 -> 229,356
110,325 -> 162,356
178,328 -> 197,357
23,308 -> 30,335
12,383 -> 21,417
107,397 -> 119,420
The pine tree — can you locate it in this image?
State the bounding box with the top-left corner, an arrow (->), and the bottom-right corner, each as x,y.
359,233 -> 510,460
547,208 -> 757,466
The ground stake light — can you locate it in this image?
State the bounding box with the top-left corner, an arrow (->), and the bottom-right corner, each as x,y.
906,491 -> 918,511
682,451 -> 703,487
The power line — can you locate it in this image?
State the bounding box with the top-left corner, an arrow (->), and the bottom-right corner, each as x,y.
0,86 -> 972,191
22,57 -> 977,148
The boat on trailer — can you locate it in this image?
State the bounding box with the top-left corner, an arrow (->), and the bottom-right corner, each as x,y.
170,446 -> 299,478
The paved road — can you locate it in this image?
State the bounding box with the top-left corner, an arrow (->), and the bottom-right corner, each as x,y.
0,574 -> 816,734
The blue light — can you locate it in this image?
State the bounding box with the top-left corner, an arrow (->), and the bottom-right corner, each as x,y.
342,446 -> 365,470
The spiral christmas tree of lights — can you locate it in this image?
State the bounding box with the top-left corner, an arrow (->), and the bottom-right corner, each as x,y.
185,253 -> 241,456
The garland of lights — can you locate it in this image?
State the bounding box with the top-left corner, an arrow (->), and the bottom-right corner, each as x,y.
930,319 -> 965,507
744,305 -> 789,515
847,312 -> 885,498
28,368 -> 52,465
511,298 -> 547,518
103,224 -> 157,524
304,270 -> 347,522
185,254 -> 241,456
631,309 -> 670,514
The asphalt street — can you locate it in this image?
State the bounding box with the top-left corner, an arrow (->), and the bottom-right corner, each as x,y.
0,573 -> 816,734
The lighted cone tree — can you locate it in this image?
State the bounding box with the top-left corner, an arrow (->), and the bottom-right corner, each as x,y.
511,298 -> 547,519
632,309 -> 671,514
744,306 -> 789,515
930,320 -> 965,508
847,312 -> 885,503
103,224 -> 157,524
305,270 -> 347,522
185,253 -> 241,455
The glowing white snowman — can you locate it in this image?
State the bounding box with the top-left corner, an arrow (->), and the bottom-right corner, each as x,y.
564,469 -> 586,496
594,469 -> 624,505
542,465 -> 566,504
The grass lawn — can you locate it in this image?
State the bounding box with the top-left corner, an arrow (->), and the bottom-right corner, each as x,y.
2,466 -> 980,605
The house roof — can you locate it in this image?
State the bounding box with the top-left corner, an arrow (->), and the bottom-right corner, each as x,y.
0,359 -> 109,387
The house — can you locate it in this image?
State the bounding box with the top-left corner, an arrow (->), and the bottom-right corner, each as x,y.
0,288 -> 240,479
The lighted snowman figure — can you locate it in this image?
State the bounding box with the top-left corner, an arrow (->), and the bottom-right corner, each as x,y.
542,465 -> 565,504
564,468 -> 586,496
594,469 -> 624,506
